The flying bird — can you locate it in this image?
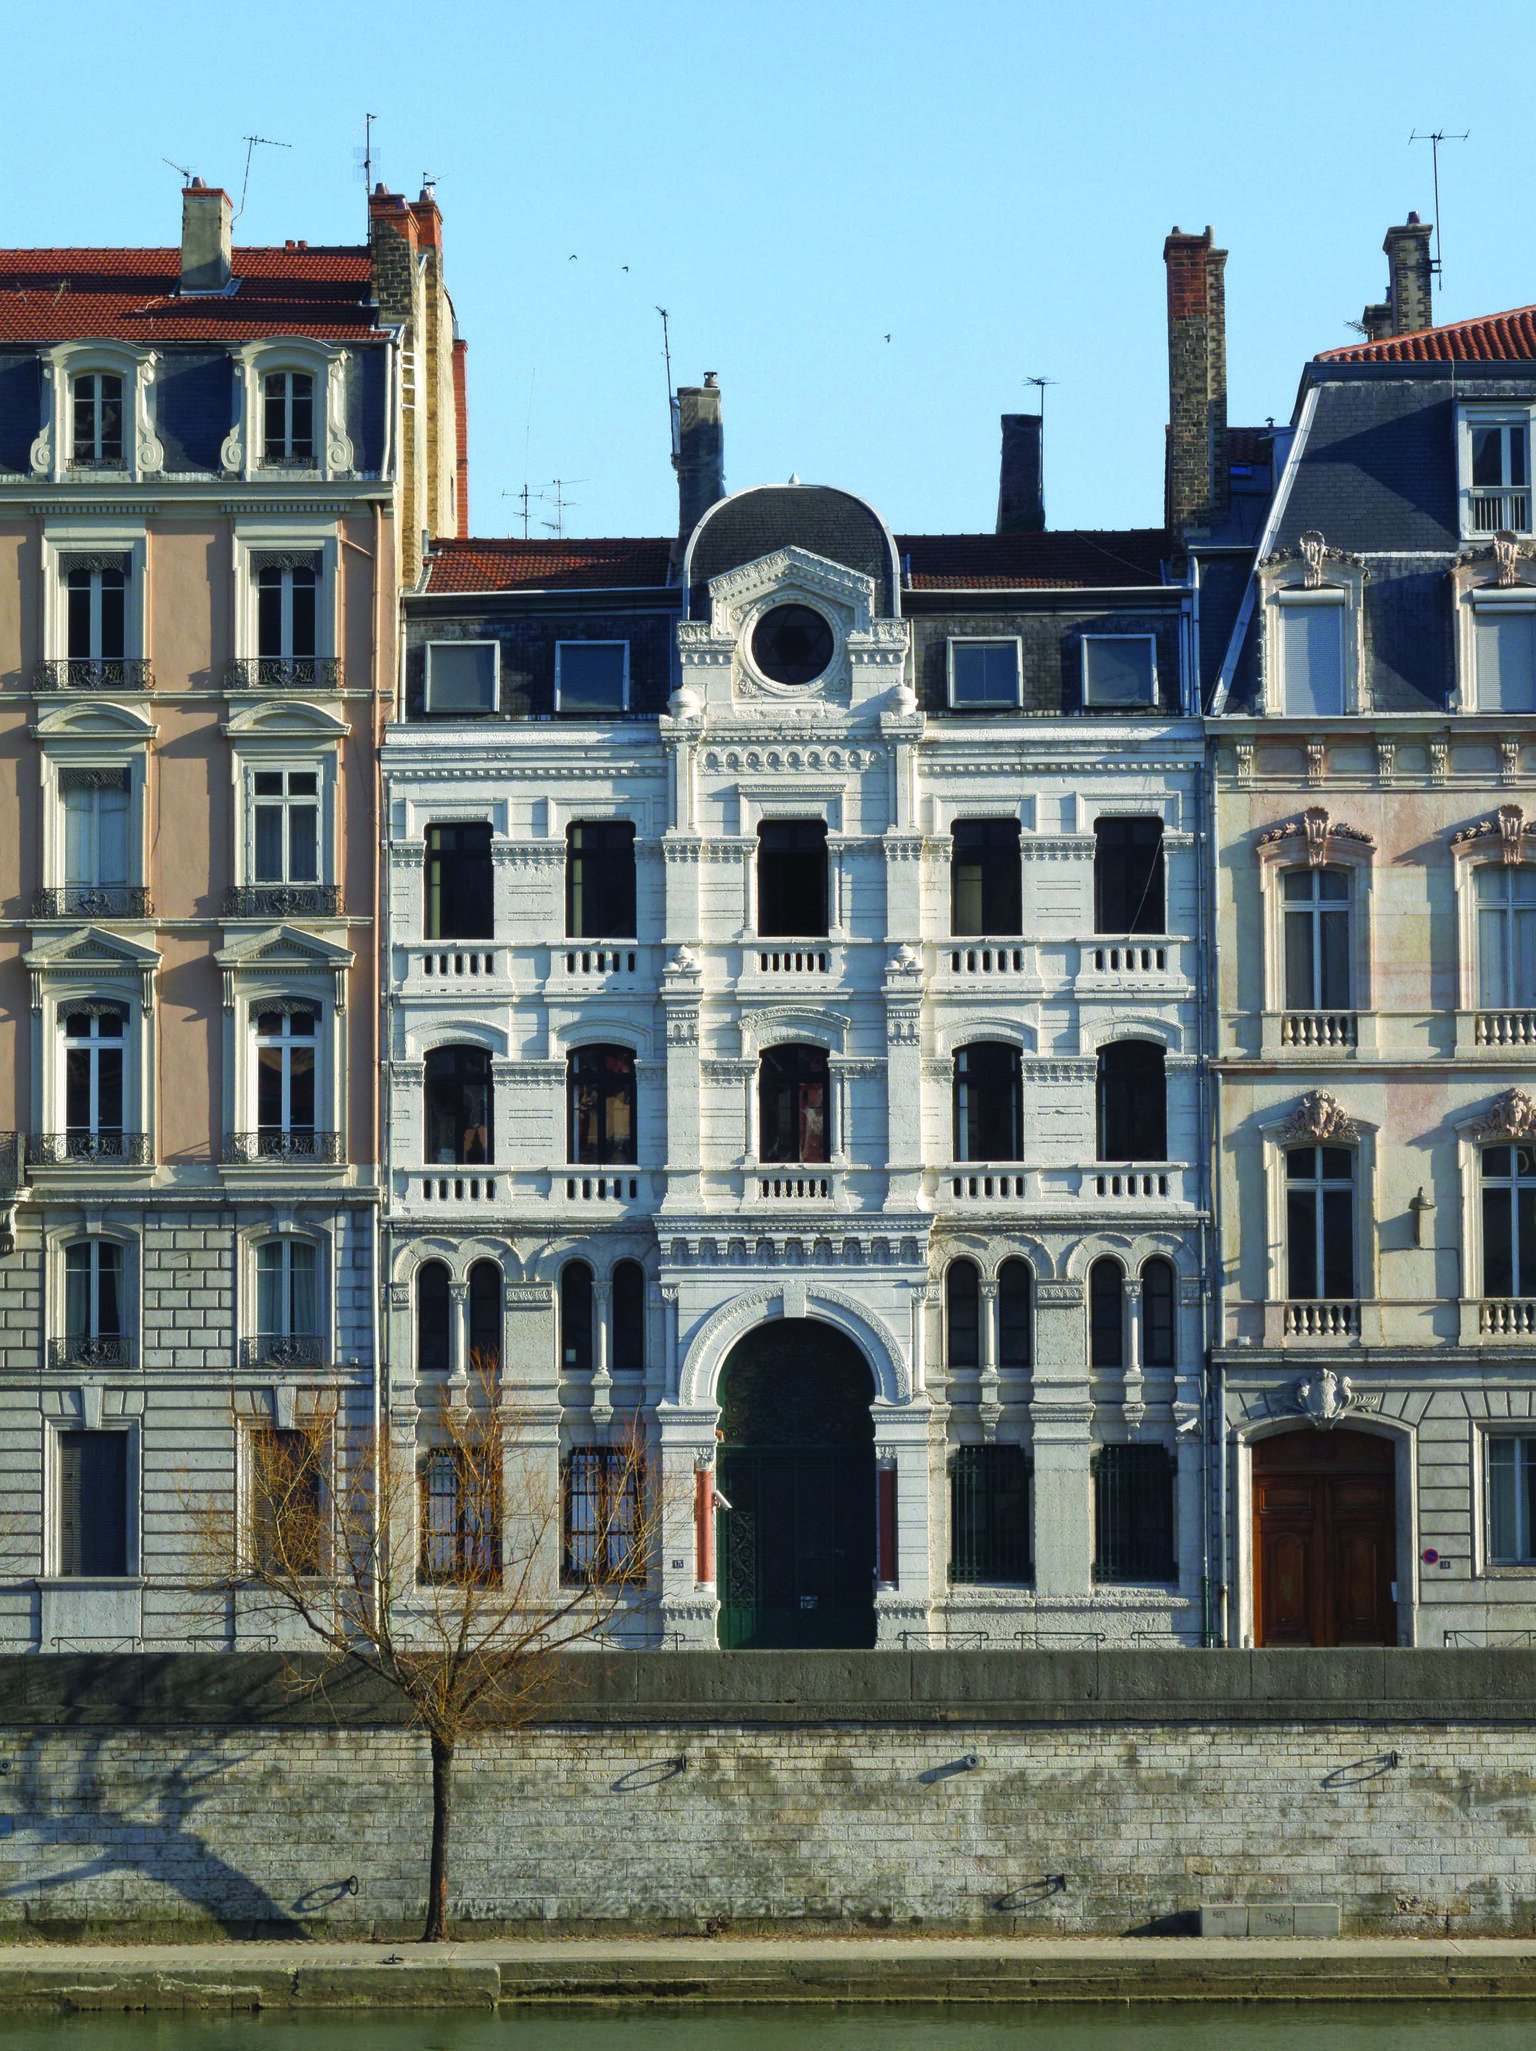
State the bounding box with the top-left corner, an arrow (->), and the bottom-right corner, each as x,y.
568,253 -> 578,261
884,333 -> 891,342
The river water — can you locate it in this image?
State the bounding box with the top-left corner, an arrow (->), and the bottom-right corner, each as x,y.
1,2007 -> 1533,2050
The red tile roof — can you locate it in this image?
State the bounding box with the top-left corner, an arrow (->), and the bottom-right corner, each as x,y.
423,529 -> 1176,595
897,530 -> 1172,588
0,247 -> 379,342
1317,306 -> 1536,364
425,538 -> 676,592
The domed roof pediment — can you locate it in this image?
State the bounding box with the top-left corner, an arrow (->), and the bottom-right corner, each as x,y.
684,484 -> 899,620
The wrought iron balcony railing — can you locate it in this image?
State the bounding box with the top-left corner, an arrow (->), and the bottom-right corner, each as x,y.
48,1335 -> 134,1370
223,1129 -> 343,1166
27,1132 -> 152,1167
225,657 -> 345,691
32,885 -> 154,919
223,884 -> 342,918
34,660 -> 153,692
241,1334 -> 328,1369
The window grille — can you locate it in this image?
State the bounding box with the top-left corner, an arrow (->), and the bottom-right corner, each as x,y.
1092,1443 -> 1176,1583
949,1444 -> 1032,1584
562,1447 -> 644,1584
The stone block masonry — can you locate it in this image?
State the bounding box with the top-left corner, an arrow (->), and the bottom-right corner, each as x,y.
0,1652 -> 1535,1939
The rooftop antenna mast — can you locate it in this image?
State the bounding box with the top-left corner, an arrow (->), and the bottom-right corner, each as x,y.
232,134 -> 291,226
1409,128 -> 1468,279
541,477 -> 587,542
1025,375 -> 1057,497
657,307 -> 680,456
364,112 -> 378,188
162,156 -> 194,184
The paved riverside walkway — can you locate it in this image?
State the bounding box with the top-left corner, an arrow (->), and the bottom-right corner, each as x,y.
3,1936 -> 1536,2010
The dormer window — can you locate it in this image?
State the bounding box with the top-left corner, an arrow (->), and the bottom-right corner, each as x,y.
1082,634 -> 1157,710
1473,603 -> 1536,713
262,372 -> 315,466
1276,595 -> 1344,716
947,638 -> 1021,710
555,642 -> 629,716
71,373 -> 124,467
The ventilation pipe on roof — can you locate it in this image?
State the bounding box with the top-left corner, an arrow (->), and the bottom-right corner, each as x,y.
675,374 -> 725,544
180,178 -> 233,295
996,414 -> 1045,533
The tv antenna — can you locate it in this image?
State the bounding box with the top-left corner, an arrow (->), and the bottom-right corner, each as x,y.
354,113 -> 381,189
162,156 -> 194,184
1026,375 -> 1057,494
541,478 -> 587,542
501,484 -> 539,540
1409,128 -> 1468,278
233,134 -> 291,225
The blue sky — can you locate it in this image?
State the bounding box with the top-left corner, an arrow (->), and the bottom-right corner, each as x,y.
8,0 -> 1530,537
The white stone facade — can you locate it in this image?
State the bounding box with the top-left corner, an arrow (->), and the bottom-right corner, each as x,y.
387,490 -> 1210,1646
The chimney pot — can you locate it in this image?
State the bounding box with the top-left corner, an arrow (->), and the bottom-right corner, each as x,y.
997,414 -> 1045,534
180,180 -> 232,294
675,376 -> 725,543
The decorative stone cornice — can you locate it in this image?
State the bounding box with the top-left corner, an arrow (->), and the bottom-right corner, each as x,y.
1472,1088 -> 1536,1143
1451,803 -> 1534,865
1260,530 -> 1365,584
1277,1090 -> 1358,1145
1256,806 -> 1375,868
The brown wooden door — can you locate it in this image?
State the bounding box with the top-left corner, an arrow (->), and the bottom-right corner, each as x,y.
1253,1430 -> 1396,1647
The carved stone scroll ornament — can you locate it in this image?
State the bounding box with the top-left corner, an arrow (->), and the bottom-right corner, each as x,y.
1290,1368 -> 1381,1430
1495,529 -> 1527,588
1277,1091 -> 1359,1145
1472,1088 -> 1536,1143
1300,531 -> 1327,588
1452,804 -> 1532,866
1256,806 -> 1375,869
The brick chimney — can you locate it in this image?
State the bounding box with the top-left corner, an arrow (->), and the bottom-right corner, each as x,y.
1163,226 -> 1229,539
180,179 -> 232,294
996,414 -> 1044,533
675,374 -> 725,541
367,185 -> 419,324
1385,214 -> 1434,336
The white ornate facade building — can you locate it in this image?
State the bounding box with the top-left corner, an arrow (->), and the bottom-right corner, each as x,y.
385,391 -> 1211,1648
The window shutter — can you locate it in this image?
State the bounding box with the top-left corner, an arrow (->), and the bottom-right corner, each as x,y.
59,1433 -> 85,1576
60,1431 -> 127,1577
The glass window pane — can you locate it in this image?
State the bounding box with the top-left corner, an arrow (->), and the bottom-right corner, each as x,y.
256,1244 -> 282,1333
288,805 -> 319,883
946,1262 -> 979,1369
426,644 -> 496,714
1287,1188 -> 1318,1297
1321,1188 -> 1354,1297
556,644 -> 627,716
1490,1437 -> 1519,1560
96,1244 -> 122,1336
97,786 -> 129,885
1318,908 -> 1350,1008
1283,908 -> 1314,1009
254,807 -> 283,880
950,641 -> 1019,707
1084,637 -> 1154,707
1279,604 -> 1344,717
258,577 -> 283,659
287,1046 -> 315,1129
65,1244 -> 90,1339
1479,904 -> 1509,1008
1473,428 -> 1505,489
290,576 -> 316,659
1514,427 -> 1530,490
1477,611 -> 1536,714
1483,1183 -> 1512,1296
288,1244 -> 318,1335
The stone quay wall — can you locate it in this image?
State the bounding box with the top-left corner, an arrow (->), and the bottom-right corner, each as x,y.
1,1650 -> 1535,1940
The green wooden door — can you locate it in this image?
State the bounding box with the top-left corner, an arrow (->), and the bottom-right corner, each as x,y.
715,1318 -> 876,1651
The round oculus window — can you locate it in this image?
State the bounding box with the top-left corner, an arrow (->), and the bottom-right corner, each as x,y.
750,604 -> 834,687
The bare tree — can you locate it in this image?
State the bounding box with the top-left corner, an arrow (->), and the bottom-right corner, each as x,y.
189,1361 -> 658,1941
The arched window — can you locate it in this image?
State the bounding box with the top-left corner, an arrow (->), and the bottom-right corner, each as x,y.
1096,1040 -> 1166,1161
262,370 -> 315,463
1141,1257 -> 1176,1369
1282,866 -> 1350,1010
998,1257 -> 1033,1369
560,1260 -> 594,1375
568,1046 -> 637,1164
416,1260 -> 451,1375
1094,817 -> 1164,935
67,564 -> 125,662
953,1042 -> 1022,1162
469,1260 -> 502,1372
1285,1145 -> 1355,1299
1089,1258 -> 1124,1370
424,1045 -> 492,1165
758,1044 -> 830,1164
71,372 -> 123,464
945,1258 -> 980,1370
611,1260 -> 646,1374
1474,865 -> 1536,1009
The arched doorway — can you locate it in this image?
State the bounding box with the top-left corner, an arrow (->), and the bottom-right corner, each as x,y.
716,1318 -> 876,1649
1253,1429 -> 1397,1646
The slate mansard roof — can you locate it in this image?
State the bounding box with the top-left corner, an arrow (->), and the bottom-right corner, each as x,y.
0,247 -> 382,343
